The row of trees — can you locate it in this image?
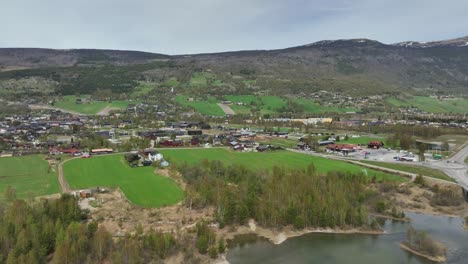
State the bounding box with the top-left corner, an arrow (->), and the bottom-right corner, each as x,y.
178,160 -> 382,229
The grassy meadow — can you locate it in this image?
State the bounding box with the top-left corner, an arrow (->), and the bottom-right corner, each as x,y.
175,95 -> 225,116
224,95 -> 358,114
0,155 -> 60,200
387,96 -> 468,114
54,95 -> 136,115
257,138 -> 299,149
293,98 -> 358,113
63,155 -> 184,207
340,136 -> 387,145
160,148 -> 405,182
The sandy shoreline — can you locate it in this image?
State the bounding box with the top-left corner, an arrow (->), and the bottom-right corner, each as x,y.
221,220 -> 384,245
399,243 -> 446,262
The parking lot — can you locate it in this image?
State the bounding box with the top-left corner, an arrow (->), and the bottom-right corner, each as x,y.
336,148 -> 422,162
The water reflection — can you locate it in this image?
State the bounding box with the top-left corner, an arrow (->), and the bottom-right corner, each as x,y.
227,212 -> 467,264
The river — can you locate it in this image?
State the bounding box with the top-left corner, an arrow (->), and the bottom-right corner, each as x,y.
226,212 -> 468,264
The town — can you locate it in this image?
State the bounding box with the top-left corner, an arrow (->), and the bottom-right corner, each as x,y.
1,5 -> 468,262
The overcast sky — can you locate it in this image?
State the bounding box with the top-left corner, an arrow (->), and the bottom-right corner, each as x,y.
1,0 -> 467,54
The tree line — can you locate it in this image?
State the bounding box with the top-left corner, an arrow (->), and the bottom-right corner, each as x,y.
178,160 -> 386,229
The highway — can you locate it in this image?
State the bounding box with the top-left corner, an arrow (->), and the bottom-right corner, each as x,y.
288,142 -> 468,186
424,143 -> 468,188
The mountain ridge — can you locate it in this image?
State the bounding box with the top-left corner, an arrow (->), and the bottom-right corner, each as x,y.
0,35 -> 467,97
2,35 -> 468,63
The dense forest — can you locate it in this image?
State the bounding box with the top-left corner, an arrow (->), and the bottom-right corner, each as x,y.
0,195 -> 178,264
178,160 -> 389,229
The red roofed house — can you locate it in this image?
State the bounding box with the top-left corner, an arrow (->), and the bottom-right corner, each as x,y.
367,141 -> 384,149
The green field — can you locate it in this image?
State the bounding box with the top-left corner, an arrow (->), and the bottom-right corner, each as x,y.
340,136 -> 387,145
64,155 -> 184,207
160,148 -> 404,182
361,161 -> 454,182
387,96 -> 468,114
224,95 -> 286,114
132,82 -> 156,97
178,94 -> 359,116
175,95 -> 225,116
163,78 -> 180,87
0,155 -> 60,200
54,95 -> 136,115
258,138 -> 298,149
189,72 -> 226,87
224,95 -> 358,114
190,72 -> 211,86
293,98 -> 358,113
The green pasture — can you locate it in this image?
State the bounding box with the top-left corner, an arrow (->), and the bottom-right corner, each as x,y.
387,96 -> 468,114
63,155 -> 184,207
175,95 -> 225,116
0,155 -> 60,200
160,148 -> 405,182
54,95 -> 136,115
258,138 -> 298,149
340,136 -> 387,145
224,95 -> 358,114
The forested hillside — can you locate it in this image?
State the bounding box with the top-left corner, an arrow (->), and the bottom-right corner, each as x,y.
0,195 -> 178,263
1,37 -> 468,99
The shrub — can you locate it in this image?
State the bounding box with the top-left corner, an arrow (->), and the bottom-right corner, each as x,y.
208,247 -> 218,259
375,201 -> 387,213
218,239 -> 226,254
414,174 -> 425,186
430,187 -> 462,207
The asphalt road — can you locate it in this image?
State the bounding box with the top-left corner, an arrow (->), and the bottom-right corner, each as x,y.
425,143 -> 468,188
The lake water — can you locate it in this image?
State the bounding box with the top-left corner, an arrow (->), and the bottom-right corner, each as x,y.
227,212 -> 468,264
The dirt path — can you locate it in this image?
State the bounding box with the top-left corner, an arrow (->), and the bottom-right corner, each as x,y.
97,106 -> 120,116
217,103 -> 235,115
57,158 -> 77,193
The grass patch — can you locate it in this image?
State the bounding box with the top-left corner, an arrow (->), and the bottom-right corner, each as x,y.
163,78 -> 179,87
0,155 -> 60,200
259,96 -> 287,114
340,136 -> 387,145
132,82 -> 156,97
224,95 -> 358,114
258,138 -> 298,149
160,148 -> 405,182
293,98 -> 358,113
223,95 -> 286,114
387,96 -> 468,114
361,161 -> 454,182
175,95 -> 225,116
189,72 -> 224,87
64,155 -> 184,207
54,95 -> 136,115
